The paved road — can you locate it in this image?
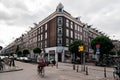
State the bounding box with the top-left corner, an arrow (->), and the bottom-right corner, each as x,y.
0,61 -> 114,80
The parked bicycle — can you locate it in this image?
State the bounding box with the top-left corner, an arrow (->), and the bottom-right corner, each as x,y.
113,65 -> 120,80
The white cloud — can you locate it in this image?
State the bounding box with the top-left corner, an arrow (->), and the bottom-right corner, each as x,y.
0,0 -> 120,47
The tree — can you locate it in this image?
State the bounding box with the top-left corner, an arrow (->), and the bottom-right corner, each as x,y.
117,50 -> 120,56
69,40 -> 84,70
69,40 -> 84,54
0,46 -> 2,50
23,49 -> 30,57
91,36 -> 114,65
33,47 -> 42,54
16,51 -> 22,57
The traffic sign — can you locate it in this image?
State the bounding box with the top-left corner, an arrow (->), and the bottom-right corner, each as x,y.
96,44 -> 100,48
96,48 -> 100,52
78,46 -> 84,52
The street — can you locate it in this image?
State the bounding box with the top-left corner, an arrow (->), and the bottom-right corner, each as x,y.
0,61 -> 114,80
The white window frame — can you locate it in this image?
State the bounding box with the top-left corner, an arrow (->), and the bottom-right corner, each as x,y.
66,29 -> 69,37
45,24 -> 47,31
58,17 -> 63,26
45,32 -> 47,39
70,22 -> 73,29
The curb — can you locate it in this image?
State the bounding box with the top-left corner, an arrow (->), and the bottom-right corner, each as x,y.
0,68 -> 23,73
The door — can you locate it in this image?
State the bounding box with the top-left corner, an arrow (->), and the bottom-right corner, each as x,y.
58,53 -> 62,62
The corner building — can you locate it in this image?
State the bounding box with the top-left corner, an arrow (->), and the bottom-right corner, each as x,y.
5,3 -> 103,62
34,3 -> 88,62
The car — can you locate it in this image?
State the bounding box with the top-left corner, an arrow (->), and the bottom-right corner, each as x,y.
22,57 -> 32,62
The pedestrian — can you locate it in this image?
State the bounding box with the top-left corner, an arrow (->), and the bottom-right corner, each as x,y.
0,57 -> 3,70
9,55 -> 15,67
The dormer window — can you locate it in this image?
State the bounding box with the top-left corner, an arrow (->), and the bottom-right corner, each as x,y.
59,8 -> 62,12
56,3 -> 64,12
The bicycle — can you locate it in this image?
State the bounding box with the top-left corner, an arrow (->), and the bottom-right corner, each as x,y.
113,65 -> 120,80
37,61 -> 46,77
37,66 -> 45,77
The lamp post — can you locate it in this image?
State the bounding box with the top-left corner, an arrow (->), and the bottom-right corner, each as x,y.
78,45 -> 85,71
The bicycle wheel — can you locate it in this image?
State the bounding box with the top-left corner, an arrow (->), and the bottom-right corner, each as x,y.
41,67 -> 45,77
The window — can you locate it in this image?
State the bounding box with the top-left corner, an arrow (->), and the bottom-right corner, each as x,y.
45,32 -> 47,39
41,42 -> 43,48
38,28 -> 40,34
66,29 -> 69,37
70,22 -> 73,29
59,8 -> 62,12
45,24 -> 47,31
41,34 -> 43,40
41,27 -> 43,33
66,19 -> 69,27
38,35 -> 40,41
78,26 -> 80,31
58,27 -> 62,34
80,27 -> 82,32
45,40 -> 47,47
75,24 -> 77,30
70,40 -> 73,43
66,38 -> 69,46
58,17 -> 63,26
75,33 -> 77,39
70,31 -> 73,38
80,35 -> 82,40
58,38 -> 62,45
84,31 -> 86,38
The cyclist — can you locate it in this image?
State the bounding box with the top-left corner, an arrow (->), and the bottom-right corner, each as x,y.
37,53 -> 46,77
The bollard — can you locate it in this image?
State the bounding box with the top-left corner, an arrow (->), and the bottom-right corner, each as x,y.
86,66 -> 88,75
56,62 -> 58,69
104,67 -> 106,77
76,65 -> 79,72
73,64 -> 75,70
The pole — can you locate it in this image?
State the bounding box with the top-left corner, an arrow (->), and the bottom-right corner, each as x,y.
81,52 -> 83,71
76,65 -> 79,72
56,61 -> 58,69
73,53 -> 75,70
86,66 -> 88,75
104,67 -> 106,77
83,52 -> 85,71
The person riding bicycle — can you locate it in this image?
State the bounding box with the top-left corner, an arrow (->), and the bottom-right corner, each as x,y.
37,53 -> 46,75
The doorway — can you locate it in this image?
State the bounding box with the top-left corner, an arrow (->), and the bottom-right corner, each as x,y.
58,53 -> 62,62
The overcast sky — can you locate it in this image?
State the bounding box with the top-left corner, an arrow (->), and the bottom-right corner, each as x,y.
0,0 -> 120,47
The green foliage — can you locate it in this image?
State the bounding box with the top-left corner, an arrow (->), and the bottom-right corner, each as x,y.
16,51 -> 22,57
0,46 -> 2,50
109,51 -> 116,55
10,52 -> 14,56
117,50 -> 120,56
23,49 -> 30,57
91,36 -> 114,65
69,40 -> 84,54
33,47 -> 42,54
91,36 -> 114,54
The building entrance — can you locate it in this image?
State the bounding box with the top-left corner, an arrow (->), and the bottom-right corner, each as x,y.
58,53 -> 62,62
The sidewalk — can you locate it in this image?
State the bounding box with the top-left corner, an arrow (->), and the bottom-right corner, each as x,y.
57,62 -> 114,80
0,65 -> 23,73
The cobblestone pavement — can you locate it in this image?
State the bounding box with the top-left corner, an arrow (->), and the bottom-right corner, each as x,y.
0,61 -> 115,80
